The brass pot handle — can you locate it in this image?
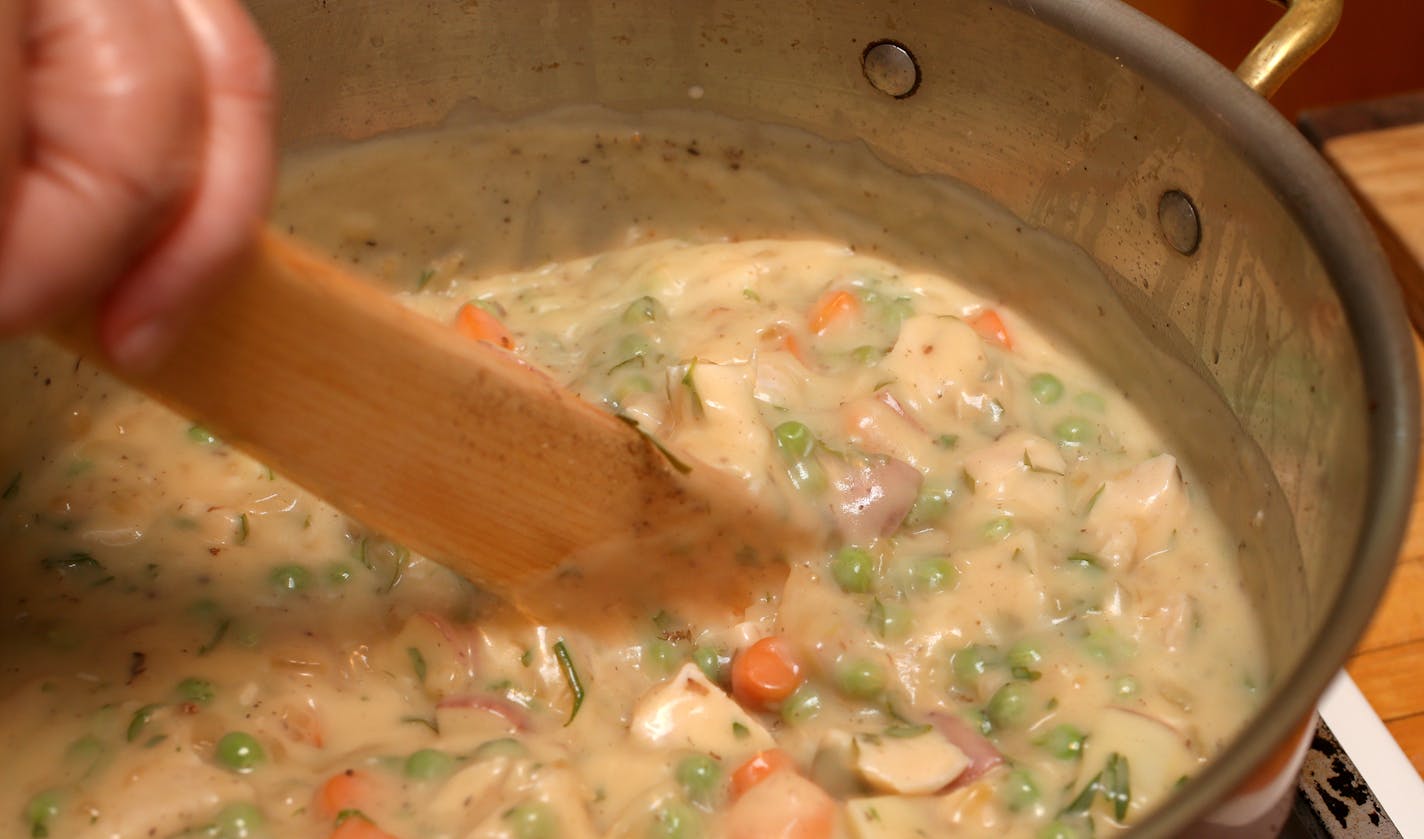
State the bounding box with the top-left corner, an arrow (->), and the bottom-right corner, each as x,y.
1235,0 -> 1342,98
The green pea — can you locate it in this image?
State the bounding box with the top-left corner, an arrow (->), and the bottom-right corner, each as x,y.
1006,641 -> 1043,672
617,334 -> 652,359
903,487 -> 951,530
983,517 -> 1014,541
471,737 -> 528,761
849,345 -> 885,366
187,424 -> 220,445
835,657 -> 887,699
25,789 -> 61,838
986,682 -> 1033,730
674,754 -> 722,802
781,683 -> 823,725
773,421 -> 817,461
645,638 -> 683,674
1003,768 -> 1040,812
267,564 -> 311,594
951,644 -> 997,688
1115,675 -> 1140,698
504,801 -> 557,839
215,732 -> 264,773
830,547 -> 876,594
691,646 -> 729,684
1028,373 -> 1064,405
868,599 -> 913,640
65,734 -> 104,768
909,556 -> 956,593
623,295 -> 664,324
649,799 -> 701,839
213,802 -> 265,839
784,458 -> 827,494
325,562 -> 354,586
1075,392 -> 1106,412
1037,723 -> 1086,760
1054,417 -> 1094,445
404,748 -> 455,780
1082,624 -> 1130,664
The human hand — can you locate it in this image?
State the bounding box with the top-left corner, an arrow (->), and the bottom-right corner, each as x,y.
0,0 -> 275,371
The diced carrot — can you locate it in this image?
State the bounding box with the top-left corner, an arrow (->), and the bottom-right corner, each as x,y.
726,767 -> 836,839
730,636 -> 803,708
807,289 -> 860,335
329,814 -> 401,839
454,303 -> 515,350
731,748 -> 797,796
316,770 -> 374,821
761,323 -> 810,365
968,309 -> 1012,350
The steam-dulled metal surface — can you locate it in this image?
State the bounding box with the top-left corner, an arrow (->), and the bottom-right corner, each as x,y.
242,1 -> 1417,834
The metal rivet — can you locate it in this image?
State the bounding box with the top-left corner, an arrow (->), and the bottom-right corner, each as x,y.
1158,190 -> 1202,256
862,40 -> 920,99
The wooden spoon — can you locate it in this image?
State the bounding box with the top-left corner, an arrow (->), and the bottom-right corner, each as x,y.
51,229 -> 793,612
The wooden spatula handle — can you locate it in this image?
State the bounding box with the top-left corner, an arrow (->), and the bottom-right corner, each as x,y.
52,229 -> 701,593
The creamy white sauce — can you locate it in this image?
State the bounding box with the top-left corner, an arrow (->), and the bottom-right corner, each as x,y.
0,111 -> 1265,839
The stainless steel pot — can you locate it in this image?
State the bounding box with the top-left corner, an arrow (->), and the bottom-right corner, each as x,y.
209,0 -> 1424,833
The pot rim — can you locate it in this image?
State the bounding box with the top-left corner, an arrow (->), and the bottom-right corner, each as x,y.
995,0 -> 1419,834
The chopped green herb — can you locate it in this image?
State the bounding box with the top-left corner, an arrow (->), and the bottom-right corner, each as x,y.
408,647 -> 427,683
731,721 -> 751,739
1066,552 -> 1102,569
553,639 -> 585,725
126,703 -> 161,742
41,552 -> 102,573
400,715 -> 439,734
884,722 -> 933,738
2,471 -> 21,501
234,514 -> 249,546
415,267 -> 436,290
615,414 -> 694,474
868,598 -> 913,639
680,358 -> 705,418
1103,752 -> 1131,820
934,434 -> 959,449
198,618 -> 232,656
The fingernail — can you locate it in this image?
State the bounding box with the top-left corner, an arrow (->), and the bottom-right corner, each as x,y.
108,319 -> 174,375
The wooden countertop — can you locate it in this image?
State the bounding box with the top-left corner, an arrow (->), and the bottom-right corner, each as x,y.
1314,113 -> 1424,777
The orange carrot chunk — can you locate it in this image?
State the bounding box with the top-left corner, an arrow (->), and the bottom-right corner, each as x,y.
316,770 -> 375,822
455,302 -> 516,350
731,748 -> 797,796
807,289 -> 860,335
968,309 -> 1012,350
731,636 -> 803,708
762,323 -> 810,365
